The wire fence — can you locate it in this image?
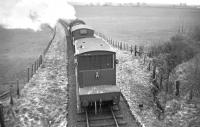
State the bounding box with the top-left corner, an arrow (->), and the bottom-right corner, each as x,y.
0,29 -> 56,126
95,31 -> 149,59
0,30 -> 56,102
95,31 -> 189,120
95,31 -> 184,95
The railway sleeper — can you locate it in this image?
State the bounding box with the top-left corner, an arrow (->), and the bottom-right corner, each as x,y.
89,120 -> 127,127
77,115 -> 127,127
77,114 -> 123,122
77,105 -> 127,127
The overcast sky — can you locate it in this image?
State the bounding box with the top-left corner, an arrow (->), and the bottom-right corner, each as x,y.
69,0 -> 200,5
0,0 -> 199,30
0,0 -> 200,9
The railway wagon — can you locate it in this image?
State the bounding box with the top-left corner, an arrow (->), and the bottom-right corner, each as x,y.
69,21 -> 121,113
71,24 -> 94,41
74,38 -> 121,113
68,19 -> 85,32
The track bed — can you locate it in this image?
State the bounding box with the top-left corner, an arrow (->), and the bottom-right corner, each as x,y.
77,104 -> 127,127
61,21 -> 139,127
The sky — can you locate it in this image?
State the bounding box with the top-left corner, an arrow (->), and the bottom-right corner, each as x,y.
0,0 -> 199,30
0,0 -> 76,30
68,0 -> 200,5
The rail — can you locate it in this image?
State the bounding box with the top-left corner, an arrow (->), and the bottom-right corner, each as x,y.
85,109 -> 90,127
110,107 -> 119,127
81,106 -> 124,127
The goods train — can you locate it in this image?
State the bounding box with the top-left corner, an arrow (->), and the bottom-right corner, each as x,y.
68,19 -> 121,113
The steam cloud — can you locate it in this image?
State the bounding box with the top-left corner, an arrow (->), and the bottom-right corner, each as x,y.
0,0 -> 76,31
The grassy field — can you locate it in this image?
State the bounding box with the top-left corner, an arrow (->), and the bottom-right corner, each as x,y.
0,26 -> 52,93
75,6 -> 200,46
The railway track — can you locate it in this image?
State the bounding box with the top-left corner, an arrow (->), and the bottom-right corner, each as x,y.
77,104 -> 127,127
60,20 -> 140,127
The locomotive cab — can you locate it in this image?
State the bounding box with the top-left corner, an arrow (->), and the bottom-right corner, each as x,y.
74,38 -> 121,113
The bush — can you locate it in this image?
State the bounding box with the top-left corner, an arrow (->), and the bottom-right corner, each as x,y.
150,34 -> 197,76
190,26 -> 200,41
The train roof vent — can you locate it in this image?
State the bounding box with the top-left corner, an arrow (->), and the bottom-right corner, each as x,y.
79,45 -> 83,48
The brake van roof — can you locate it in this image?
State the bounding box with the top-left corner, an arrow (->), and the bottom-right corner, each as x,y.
71,24 -> 94,32
74,38 -> 115,56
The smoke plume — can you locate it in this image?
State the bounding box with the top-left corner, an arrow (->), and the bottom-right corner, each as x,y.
0,0 -> 76,31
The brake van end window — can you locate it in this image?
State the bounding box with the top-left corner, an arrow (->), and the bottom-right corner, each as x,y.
80,29 -> 87,35
79,55 -> 113,70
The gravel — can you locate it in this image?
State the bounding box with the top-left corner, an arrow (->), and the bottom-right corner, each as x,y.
116,49 -> 200,127
116,50 -> 158,127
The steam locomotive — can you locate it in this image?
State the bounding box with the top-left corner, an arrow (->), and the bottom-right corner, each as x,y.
68,19 -> 121,113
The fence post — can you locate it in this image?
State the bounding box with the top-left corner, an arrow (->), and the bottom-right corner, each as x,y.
40,55 -> 42,65
0,104 -> 5,127
166,73 -> 170,93
135,45 -> 137,56
34,61 -> 37,73
166,82 -> 169,93
152,65 -> 156,79
27,67 -> 30,82
117,42 -> 119,49
189,89 -> 193,101
175,80 -> 180,96
139,46 -> 143,57
41,55 -> 43,65
31,64 -> 34,77
160,74 -> 163,90
143,54 -> 146,64
36,59 -> 38,70
37,59 -> 39,68
10,85 -> 14,105
130,45 -> 133,54
17,80 -> 20,98
148,61 -> 151,71
39,56 -> 41,66
112,40 -> 113,46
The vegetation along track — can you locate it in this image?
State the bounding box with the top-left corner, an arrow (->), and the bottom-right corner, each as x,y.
60,20 -> 140,127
